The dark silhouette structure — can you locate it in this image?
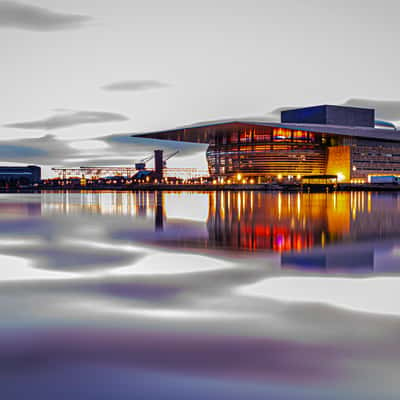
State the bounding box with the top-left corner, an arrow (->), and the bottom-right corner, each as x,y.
0,165 -> 41,187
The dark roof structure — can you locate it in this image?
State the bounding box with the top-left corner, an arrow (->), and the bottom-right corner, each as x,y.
135,119 -> 400,143
134,104 -> 399,143
281,104 -> 375,127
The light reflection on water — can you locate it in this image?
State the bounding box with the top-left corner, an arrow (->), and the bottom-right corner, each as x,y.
1,191 -> 400,399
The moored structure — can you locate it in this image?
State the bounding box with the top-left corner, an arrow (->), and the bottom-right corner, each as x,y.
135,104 -> 400,183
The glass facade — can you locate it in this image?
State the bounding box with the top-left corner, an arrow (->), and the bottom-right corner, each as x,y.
205,123 -> 328,179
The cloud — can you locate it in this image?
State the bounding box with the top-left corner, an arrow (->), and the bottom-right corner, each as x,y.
267,99 -> 400,126
4,110 -> 129,130
269,106 -> 297,115
0,134 -> 76,165
0,1 -> 90,31
103,134 -> 206,157
0,133 -> 205,168
343,98 -> 400,123
102,80 -> 170,92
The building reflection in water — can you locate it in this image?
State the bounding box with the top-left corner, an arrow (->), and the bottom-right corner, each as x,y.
155,191 -> 164,232
208,191 -> 400,251
41,190 -> 400,253
41,191 -> 158,219
0,201 -> 41,217
281,246 -> 375,273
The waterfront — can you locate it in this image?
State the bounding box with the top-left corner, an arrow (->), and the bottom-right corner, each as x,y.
1,191 -> 400,399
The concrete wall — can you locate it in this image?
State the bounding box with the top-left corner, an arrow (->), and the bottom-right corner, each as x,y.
326,106 -> 374,127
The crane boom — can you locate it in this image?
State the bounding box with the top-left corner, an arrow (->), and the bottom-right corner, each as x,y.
164,150 -> 179,161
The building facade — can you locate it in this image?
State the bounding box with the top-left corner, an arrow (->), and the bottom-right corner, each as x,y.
136,105 -> 400,183
0,165 -> 41,186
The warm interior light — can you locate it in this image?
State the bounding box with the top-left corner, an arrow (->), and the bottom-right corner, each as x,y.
337,172 -> 345,182
236,173 -> 242,181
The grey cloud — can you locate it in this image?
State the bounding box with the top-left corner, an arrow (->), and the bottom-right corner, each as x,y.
103,134 -> 207,157
263,106 -> 297,121
267,99 -> 400,126
0,1 -> 90,31
65,134 -> 206,167
102,80 -> 170,92
4,110 -> 129,130
0,134 -> 119,165
0,133 -> 205,167
0,144 -> 47,158
343,98 -> 400,122
270,106 -> 297,115
0,134 -> 77,165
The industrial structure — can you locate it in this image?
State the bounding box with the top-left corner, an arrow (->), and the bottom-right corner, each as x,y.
136,104 -> 400,183
51,150 -> 208,182
0,165 -> 41,187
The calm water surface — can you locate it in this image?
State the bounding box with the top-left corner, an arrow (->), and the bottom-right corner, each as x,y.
1,191 -> 400,399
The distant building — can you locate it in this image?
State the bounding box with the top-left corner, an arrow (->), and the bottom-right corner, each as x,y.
135,104 -> 400,183
0,165 -> 41,186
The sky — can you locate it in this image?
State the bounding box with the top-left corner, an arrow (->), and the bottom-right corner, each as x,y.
1,0 -> 400,177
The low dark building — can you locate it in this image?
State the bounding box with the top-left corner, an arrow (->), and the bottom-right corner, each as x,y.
0,165 -> 41,186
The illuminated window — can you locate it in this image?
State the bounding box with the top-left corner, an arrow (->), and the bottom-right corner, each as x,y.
273,128 -> 291,142
239,129 -> 252,143
293,130 -> 308,142
253,128 -> 271,142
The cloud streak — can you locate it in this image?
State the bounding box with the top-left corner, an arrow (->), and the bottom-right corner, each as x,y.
0,135 -> 76,165
0,1 -> 91,31
0,133 -> 205,167
266,99 -> 400,127
4,110 -> 129,130
102,80 -> 170,92
343,98 -> 400,123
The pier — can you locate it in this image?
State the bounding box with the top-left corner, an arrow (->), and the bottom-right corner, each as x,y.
3,181 -> 400,193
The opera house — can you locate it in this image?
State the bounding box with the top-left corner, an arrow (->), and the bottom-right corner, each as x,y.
137,104 -> 400,183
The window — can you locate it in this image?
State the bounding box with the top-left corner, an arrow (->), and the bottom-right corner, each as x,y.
273,128 -> 291,142
293,130 -> 308,142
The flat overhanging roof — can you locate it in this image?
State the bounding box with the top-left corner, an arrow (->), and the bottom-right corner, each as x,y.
133,119 -> 400,143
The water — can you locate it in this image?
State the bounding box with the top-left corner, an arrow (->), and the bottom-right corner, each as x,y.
1,191 -> 400,399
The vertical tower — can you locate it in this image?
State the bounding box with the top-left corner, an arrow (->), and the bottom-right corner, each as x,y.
154,149 -> 164,181
155,191 -> 164,231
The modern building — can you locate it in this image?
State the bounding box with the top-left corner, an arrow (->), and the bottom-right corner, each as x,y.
0,165 -> 41,186
136,104 -> 400,183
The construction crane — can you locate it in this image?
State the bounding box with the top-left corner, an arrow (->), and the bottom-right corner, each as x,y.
134,153 -> 154,171
51,149 -> 191,181
163,150 -> 179,167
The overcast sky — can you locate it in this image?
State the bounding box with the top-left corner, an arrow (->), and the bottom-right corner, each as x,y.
1,0 -> 400,176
